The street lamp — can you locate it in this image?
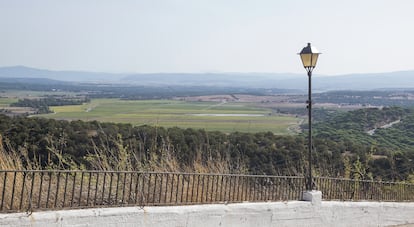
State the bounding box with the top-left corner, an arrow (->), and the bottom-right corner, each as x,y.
299,43 -> 320,191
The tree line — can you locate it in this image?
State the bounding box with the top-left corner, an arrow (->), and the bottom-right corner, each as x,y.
9,96 -> 90,114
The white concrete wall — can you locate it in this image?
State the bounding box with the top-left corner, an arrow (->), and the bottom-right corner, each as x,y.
1,201 -> 414,227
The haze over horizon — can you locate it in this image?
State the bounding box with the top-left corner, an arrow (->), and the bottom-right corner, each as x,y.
1,1 -> 414,76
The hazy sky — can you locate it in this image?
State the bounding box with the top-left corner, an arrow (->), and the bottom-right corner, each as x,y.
1,0 -> 414,75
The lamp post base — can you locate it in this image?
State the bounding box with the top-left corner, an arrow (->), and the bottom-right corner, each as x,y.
302,190 -> 322,205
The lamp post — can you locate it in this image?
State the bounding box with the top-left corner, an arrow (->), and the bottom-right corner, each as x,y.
299,43 -> 320,191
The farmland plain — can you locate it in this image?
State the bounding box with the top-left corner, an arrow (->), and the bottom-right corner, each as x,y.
38,98 -> 302,134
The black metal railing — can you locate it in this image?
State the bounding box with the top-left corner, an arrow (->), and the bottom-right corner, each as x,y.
0,170 -> 304,212
0,170 -> 413,213
314,177 -> 414,202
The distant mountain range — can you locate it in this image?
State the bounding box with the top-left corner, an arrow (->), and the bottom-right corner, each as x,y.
0,65 -> 414,91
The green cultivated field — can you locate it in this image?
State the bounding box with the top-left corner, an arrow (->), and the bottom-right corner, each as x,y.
0,97 -> 18,107
38,99 -> 302,134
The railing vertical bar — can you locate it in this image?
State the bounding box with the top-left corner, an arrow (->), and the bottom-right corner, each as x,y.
252,177 -> 256,201
45,172 -> 52,208
274,178 -> 279,201
175,174 -> 180,204
292,178 -> 296,200
260,178 -> 265,201
128,173 -> 133,204
121,172 -> 127,205
269,177 -> 272,201
78,172 -> 84,207
389,182 -> 392,201
140,173 -> 146,205
379,181 -> 383,201
54,172 -> 61,208
200,175 -> 205,203
267,177 -> 271,201
270,177 -> 275,201
115,172 -> 120,205
235,176 -> 240,202
145,173 -> 150,204
94,173 -> 99,206
108,172 -> 114,205
185,174 -> 190,203
133,173 -> 140,204
247,176 -> 252,201
86,172 -> 92,207
325,179 -> 334,200
101,173 -> 107,205
29,172 -> 35,210
70,172 -> 76,207
243,176 -> 248,201
63,172 -> 69,207
37,172 -> 44,209
232,176 -> 237,202
210,175 -> 215,202
244,176 -> 248,201
345,179 -> 350,200
214,175 -> 219,202
224,175 -> 229,202
180,174 -> 185,203
190,174 -> 195,203
331,178 -> 336,200
260,177 -> 264,201
233,176 -> 237,201
204,175 -> 209,203
246,177 -> 251,201
159,173 -> 164,204
169,174 -> 175,204
10,172 -> 17,210
19,172 -> 27,210
247,176 -> 251,201
0,172 -> 7,211
195,175 -> 200,203
210,175 -> 214,202
285,177 -> 289,201
78,171 -> 85,206
152,173 -> 158,205
226,176 -> 233,202
296,177 -> 300,200
219,175 -> 224,202
164,173 -> 169,204
240,176 -> 245,201
146,173 -> 152,204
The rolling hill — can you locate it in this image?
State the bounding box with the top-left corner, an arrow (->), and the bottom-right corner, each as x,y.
1,66 -> 414,91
